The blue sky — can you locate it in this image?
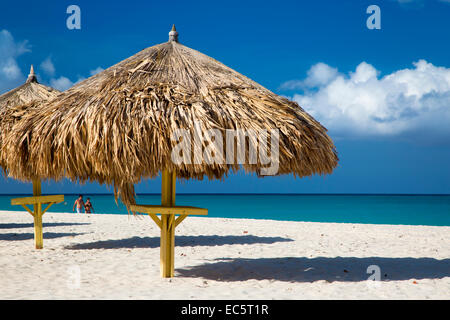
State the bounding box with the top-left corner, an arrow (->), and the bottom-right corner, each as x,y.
0,0 -> 449,194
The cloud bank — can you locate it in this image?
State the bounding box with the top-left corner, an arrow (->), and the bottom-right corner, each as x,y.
0,30 -> 30,93
40,57 -> 56,76
48,65 -> 104,91
0,30 -> 104,93
286,60 -> 450,141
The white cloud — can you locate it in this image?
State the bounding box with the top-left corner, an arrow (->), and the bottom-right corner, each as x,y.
50,76 -> 74,91
48,66 -> 103,91
281,63 -> 338,90
40,57 -> 55,76
89,67 -> 104,76
0,30 -> 30,94
0,30 -> 103,94
286,60 -> 450,140
47,66 -> 103,92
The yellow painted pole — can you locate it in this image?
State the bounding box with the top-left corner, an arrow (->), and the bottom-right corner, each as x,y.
160,170 -> 176,277
32,179 -> 43,249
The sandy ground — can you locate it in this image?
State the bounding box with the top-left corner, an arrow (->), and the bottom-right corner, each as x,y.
0,210 -> 449,299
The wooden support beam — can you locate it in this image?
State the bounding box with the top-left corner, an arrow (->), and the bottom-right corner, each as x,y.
161,213 -> 175,278
160,170 -> 176,278
148,213 -> 162,229
32,179 -> 43,249
174,214 -> 188,228
11,194 -> 64,206
41,202 -> 55,215
129,204 -> 207,216
130,170 -> 209,278
11,182 -> 65,250
20,205 -> 34,216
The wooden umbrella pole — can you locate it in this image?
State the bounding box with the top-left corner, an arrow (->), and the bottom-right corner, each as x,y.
160,170 -> 176,277
32,179 -> 43,249
130,169 -> 207,278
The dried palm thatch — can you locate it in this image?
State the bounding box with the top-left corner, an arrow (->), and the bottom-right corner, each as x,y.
0,66 -> 59,172
3,27 -> 338,206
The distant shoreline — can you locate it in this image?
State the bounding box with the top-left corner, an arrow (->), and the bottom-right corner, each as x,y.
1,210 -> 449,228
1,194 -> 449,227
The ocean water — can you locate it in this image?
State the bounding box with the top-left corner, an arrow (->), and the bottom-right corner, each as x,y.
0,194 -> 449,226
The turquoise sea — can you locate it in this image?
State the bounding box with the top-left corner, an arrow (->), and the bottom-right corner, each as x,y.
0,194 -> 449,226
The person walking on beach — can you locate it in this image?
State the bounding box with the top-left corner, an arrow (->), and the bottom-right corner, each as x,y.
73,195 -> 85,214
84,198 -> 94,214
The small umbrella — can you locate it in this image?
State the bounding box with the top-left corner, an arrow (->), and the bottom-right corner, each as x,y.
0,66 -> 64,249
3,27 -> 338,276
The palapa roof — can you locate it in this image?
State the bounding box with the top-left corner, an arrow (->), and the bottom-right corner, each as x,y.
3,26 -> 338,206
0,66 -> 59,171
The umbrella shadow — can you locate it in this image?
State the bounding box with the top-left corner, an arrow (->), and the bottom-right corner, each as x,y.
65,235 -> 293,250
175,256 -> 450,283
0,232 -> 87,241
0,222 -> 91,229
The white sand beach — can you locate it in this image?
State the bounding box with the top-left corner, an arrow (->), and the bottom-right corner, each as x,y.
0,210 -> 449,299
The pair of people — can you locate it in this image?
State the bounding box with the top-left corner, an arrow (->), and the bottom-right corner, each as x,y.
73,195 -> 94,214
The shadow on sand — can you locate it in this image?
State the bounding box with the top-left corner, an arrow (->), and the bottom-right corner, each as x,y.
65,235 -> 293,250
175,257 -> 450,282
0,222 -> 91,229
0,232 -> 87,241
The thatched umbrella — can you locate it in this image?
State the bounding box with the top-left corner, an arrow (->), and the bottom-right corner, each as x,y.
0,66 -> 64,249
3,26 -> 338,276
0,65 -> 59,165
